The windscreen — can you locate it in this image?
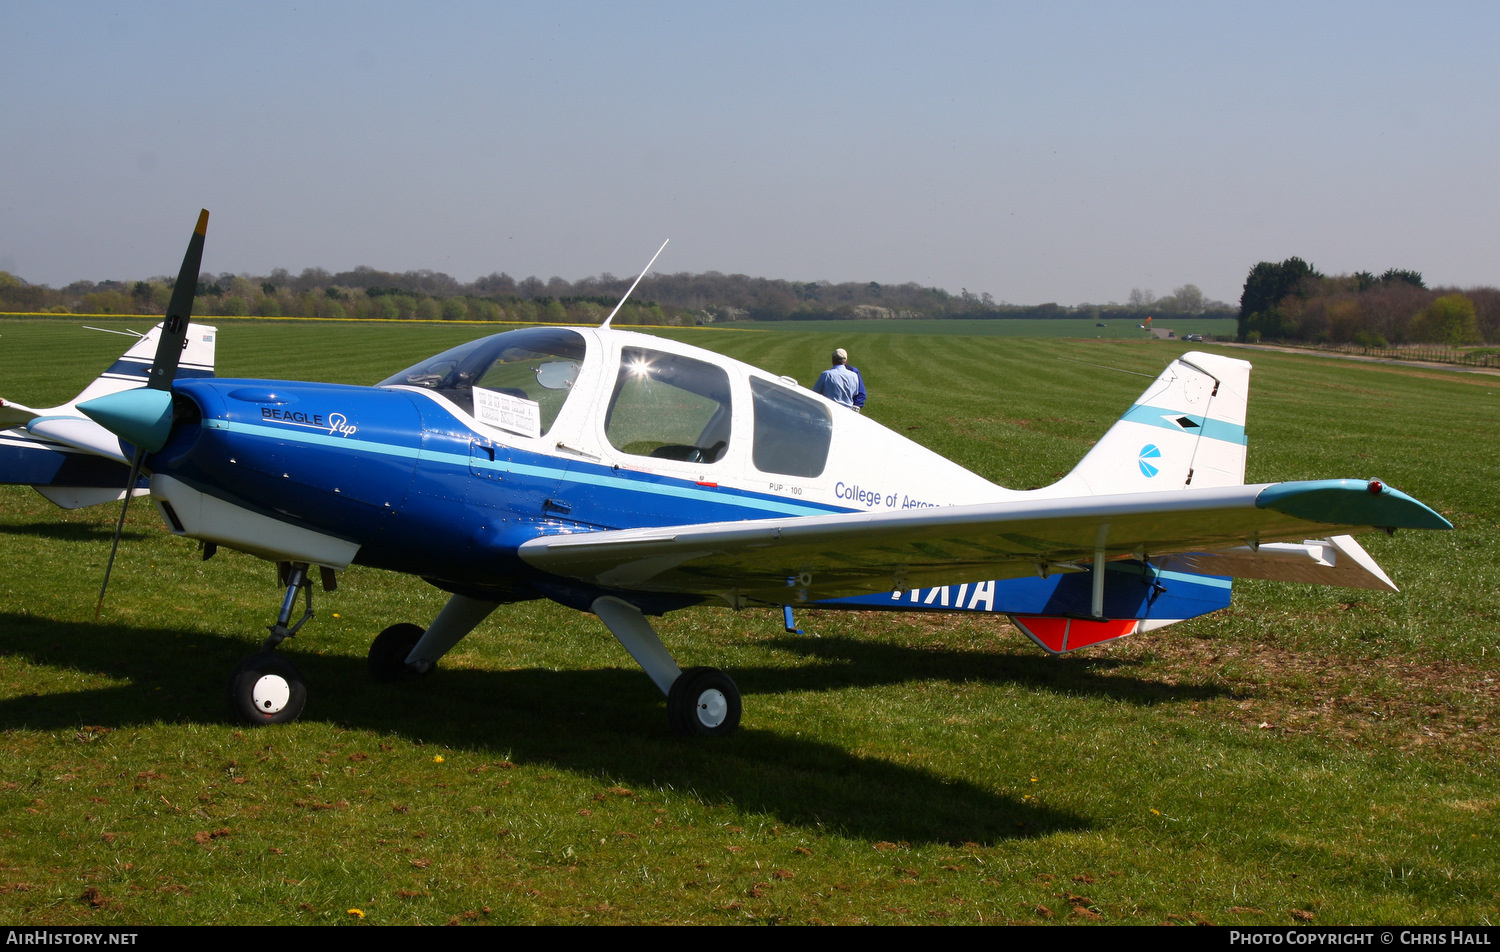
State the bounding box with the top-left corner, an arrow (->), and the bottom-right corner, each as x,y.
377,327 -> 587,435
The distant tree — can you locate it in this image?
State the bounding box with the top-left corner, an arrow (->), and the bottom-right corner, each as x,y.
474,271 -> 516,295
1172,284 -> 1204,313
1381,268 -> 1425,289
82,290 -> 131,314
1239,257 -> 1320,340
1467,287 -> 1500,343
441,297 -> 469,321
1413,293 -> 1480,346
1128,288 -> 1155,308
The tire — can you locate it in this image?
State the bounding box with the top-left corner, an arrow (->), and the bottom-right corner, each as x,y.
228,652 -> 307,726
368,623 -> 428,682
667,666 -> 741,737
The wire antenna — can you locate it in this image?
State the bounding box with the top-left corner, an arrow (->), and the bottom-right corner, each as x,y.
1054,356 -> 1158,378
600,239 -> 669,329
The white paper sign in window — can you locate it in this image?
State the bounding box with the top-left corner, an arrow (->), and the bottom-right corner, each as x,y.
473,386 -> 541,439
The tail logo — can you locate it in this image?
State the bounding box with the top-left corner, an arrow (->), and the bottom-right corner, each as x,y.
1138,444 -> 1161,477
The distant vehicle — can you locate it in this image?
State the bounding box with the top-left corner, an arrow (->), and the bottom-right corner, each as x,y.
1184,334 -> 1204,342
1095,322 -> 1107,328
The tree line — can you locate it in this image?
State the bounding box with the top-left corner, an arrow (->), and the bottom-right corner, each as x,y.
1238,258 -> 1499,346
0,264 -> 1232,325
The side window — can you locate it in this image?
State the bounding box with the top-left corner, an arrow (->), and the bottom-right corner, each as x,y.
751,377 -> 832,478
605,347 -> 732,463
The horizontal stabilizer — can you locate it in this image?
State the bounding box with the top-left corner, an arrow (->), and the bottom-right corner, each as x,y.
35,486 -> 143,510
0,399 -> 42,429
1159,535 -> 1397,592
25,416 -> 130,464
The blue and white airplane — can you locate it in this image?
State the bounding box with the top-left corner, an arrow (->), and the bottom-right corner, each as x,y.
40,212 -> 1453,735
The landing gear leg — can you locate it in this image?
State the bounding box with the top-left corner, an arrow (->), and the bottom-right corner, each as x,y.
228,562 -> 318,726
591,595 -> 742,738
263,561 -> 316,651
367,594 -> 500,682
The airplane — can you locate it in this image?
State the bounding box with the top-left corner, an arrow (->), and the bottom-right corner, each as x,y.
1,322 -> 216,509
28,211 -> 1452,737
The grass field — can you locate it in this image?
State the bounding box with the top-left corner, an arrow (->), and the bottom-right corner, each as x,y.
716,317 -> 1237,340
0,317 -> 1496,925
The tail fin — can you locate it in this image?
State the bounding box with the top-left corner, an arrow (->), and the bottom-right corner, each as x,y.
1,324 -> 216,426
1046,350 -> 1251,497
69,324 -> 216,410
0,323 -> 216,508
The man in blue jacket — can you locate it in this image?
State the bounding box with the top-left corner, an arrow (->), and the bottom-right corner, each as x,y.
813,347 -> 866,411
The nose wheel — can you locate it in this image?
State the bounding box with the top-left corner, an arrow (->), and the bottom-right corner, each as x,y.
667,667 -> 742,737
228,652 -> 307,725
228,561 -> 319,726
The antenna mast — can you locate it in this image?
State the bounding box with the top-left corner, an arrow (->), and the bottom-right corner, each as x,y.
601,239 -> 669,329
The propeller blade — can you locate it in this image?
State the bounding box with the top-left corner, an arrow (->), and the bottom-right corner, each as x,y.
94,448 -> 145,621
93,209 -> 208,618
148,208 -> 208,391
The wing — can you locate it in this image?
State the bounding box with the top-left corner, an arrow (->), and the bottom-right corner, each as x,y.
519,479 -> 1450,606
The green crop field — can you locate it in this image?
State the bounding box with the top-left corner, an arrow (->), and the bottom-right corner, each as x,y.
0,317 -> 1496,925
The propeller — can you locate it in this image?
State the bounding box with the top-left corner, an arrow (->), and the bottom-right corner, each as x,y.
79,209 -> 208,618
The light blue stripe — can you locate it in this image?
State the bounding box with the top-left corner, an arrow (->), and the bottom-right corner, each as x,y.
1122,404 -> 1247,446
1101,560 -> 1232,590
217,421 -> 835,518
1152,568 -> 1232,590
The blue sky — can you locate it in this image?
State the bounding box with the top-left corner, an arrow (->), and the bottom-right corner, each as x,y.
3,1 -> 1496,305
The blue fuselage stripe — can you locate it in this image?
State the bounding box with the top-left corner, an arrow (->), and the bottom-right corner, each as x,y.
211,419 -> 838,518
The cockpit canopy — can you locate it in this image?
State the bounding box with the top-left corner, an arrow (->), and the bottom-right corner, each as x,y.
377,327 -> 585,437
380,326 -> 833,478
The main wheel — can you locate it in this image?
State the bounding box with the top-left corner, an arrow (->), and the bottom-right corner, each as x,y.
667,666 -> 741,737
368,623 -> 428,682
228,652 -> 307,725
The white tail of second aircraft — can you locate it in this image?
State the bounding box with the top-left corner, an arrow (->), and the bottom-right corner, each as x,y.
0,323 -> 217,509
1042,351 -> 1251,499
